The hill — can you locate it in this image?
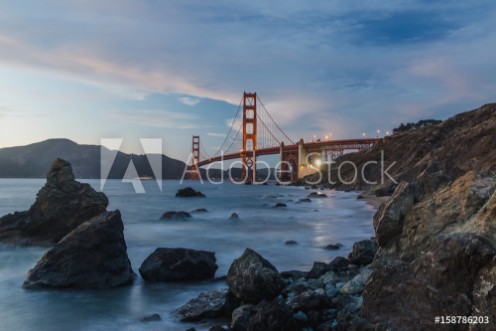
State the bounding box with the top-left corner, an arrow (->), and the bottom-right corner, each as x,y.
0,139 -> 188,179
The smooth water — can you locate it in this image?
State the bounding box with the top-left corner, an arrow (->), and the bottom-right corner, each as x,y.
0,179 -> 376,331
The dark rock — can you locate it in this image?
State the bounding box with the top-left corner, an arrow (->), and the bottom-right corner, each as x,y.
307,192 -> 327,198
23,210 -> 134,289
273,203 -> 287,208
348,239 -> 377,266
0,158 -> 108,245
307,257 -> 349,279
176,187 -> 206,197
293,310 -> 308,324
192,208 -> 208,213
324,243 -> 342,250
374,185 -> 395,197
356,194 -> 364,199
247,300 -> 298,331
140,313 -> 161,322
280,270 -> 308,280
176,289 -> 227,322
289,289 -> 329,312
225,290 -> 242,315
184,328 -> 197,331
209,326 -> 228,331
298,198 -> 312,203
285,240 -> 298,245
139,248 -> 218,282
340,268 -> 372,294
231,304 -> 256,331
329,256 -> 349,272
160,211 -> 192,220
229,213 -> 240,220
226,248 -> 285,303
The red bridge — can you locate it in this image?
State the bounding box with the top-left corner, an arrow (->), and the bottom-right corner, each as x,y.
189,92 -> 381,182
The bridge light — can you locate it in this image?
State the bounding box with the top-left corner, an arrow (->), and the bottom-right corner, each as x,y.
362,132 -> 366,137
325,135 -> 328,140
314,159 -> 322,167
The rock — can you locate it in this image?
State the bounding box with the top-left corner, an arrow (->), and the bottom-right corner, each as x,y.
192,208 -> 208,213
247,300 -> 298,331
224,290 -> 242,315
139,248 -> 218,282
298,198 -> 312,203
340,268 -> 372,295
307,192 -> 327,198
273,203 -> 287,208
140,313 -> 161,322
0,158 -> 108,245
289,289 -> 329,312
209,326 -> 228,331
176,289 -> 227,322
285,240 -> 298,245
184,328 -> 197,331
176,187 -> 206,197
373,181 -> 415,247
160,211 -> 192,220
356,194 -> 364,199
280,270 -> 308,280
231,304 -> 256,331
23,210 -> 134,289
293,310 -> 308,324
348,239 -> 377,266
324,243 -> 342,250
226,248 -> 285,303
229,213 -> 240,220
307,257 -> 349,279
374,185 -> 395,197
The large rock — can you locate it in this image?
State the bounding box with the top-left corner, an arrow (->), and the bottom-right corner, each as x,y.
176,187 -> 205,197
139,248 -> 218,282
226,248 -> 285,303
247,300 -> 298,331
0,158 -> 108,245
176,289 -> 227,322
23,210 -> 134,289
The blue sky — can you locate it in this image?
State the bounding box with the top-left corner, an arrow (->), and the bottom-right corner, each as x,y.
0,0 -> 495,162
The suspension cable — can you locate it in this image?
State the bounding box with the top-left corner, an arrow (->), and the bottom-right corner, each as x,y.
257,96 -> 295,145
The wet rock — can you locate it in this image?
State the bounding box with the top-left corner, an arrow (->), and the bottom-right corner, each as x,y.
247,300 -> 298,331
374,185 -> 395,197
160,211 -> 192,220
139,248 -> 218,282
348,239 -> 377,266
140,313 -> 161,322
208,326 -> 228,331
356,194 -> 364,199
285,240 -> 298,245
289,289 -> 329,312
273,203 -> 287,208
298,198 -> 312,203
307,192 -> 327,198
176,289 -> 227,322
226,248 -> 285,303
280,270 -> 308,280
307,257 -> 349,279
293,310 -> 308,324
229,213 -> 239,220
192,208 -> 208,213
324,243 -> 342,250
23,210 -> 134,289
0,158 -> 108,245
224,290 -> 242,315
231,304 -> 256,331
176,187 -> 206,197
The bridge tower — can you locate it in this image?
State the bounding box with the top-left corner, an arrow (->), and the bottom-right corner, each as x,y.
241,92 -> 257,183
190,135 -> 200,180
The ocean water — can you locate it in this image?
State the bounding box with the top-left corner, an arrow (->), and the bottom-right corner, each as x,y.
0,179 -> 376,331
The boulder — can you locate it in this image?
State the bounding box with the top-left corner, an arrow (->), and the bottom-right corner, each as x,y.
285,240 -> 298,245
139,248 -> 218,282
298,198 -> 312,203
176,289 -> 227,322
247,300 -> 298,331
192,208 -> 208,213
140,314 -> 161,322
23,210 -> 134,289
160,211 -> 192,220
0,158 -> 108,245
273,203 -> 287,208
226,248 -> 285,303
324,243 -> 342,250
340,268 -> 372,295
229,213 -> 240,220
231,304 -> 256,331
176,187 -> 205,197
348,239 -> 377,266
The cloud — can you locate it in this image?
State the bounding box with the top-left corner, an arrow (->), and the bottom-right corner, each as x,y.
207,132 -> 226,138
108,109 -> 202,129
178,96 -> 200,106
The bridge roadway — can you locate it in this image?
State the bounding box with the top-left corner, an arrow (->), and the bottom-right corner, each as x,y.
196,138 -> 381,167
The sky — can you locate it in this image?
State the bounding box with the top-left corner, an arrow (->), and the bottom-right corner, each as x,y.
0,0 -> 495,162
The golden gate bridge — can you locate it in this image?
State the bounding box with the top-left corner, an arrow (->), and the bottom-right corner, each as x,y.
189,92 -> 380,182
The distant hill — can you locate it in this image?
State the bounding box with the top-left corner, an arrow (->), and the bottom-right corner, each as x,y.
0,139 -> 188,179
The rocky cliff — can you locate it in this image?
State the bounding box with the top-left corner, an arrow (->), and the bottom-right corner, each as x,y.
314,104 -> 496,330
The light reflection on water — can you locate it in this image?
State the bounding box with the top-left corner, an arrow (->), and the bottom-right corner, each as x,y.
0,179 -> 375,331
